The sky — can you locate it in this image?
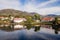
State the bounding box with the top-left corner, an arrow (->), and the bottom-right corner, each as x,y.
0,0 -> 60,15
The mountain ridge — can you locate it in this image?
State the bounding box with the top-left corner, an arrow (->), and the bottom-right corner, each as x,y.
0,9 -> 40,16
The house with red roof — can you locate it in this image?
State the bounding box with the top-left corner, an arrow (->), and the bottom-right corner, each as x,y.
42,17 -> 54,22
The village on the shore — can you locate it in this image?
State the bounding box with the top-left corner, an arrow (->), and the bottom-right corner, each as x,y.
0,14 -> 60,29
0,9 -> 60,34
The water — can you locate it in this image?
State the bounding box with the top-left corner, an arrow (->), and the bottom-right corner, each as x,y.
0,25 -> 60,40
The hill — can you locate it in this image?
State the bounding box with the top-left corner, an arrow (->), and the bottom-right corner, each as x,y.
44,14 -> 57,17
0,9 -> 40,17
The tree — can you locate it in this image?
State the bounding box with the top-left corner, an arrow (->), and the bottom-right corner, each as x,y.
34,14 -> 41,21
24,16 -> 33,30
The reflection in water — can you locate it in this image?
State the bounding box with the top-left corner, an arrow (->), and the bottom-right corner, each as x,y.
14,25 -> 24,30
0,24 -> 41,32
34,27 -> 40,32
0,24 -> 59,34
26,24 -> 33,30
0,24 -> 60,40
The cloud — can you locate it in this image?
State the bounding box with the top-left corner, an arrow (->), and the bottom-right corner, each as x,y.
36,7 -> 60,15
0,0 -> 22,10
0,0 -> 60,15
23,0 -> 60,15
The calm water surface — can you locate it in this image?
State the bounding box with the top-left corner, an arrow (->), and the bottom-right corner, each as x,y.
0,26 -> 60,40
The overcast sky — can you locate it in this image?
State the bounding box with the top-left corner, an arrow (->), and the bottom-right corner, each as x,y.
0,0 -> 60,15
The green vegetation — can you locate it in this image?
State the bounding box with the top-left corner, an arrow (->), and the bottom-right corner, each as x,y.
34,14 -> 40,20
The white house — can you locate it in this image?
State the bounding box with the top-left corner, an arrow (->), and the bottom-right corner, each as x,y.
35,20 -> 40,23
13,18 -> 26,23
10,16 -> 14,20
4,17 -> 9,20
0,16 -> 9,20
0,16 -> 5,20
